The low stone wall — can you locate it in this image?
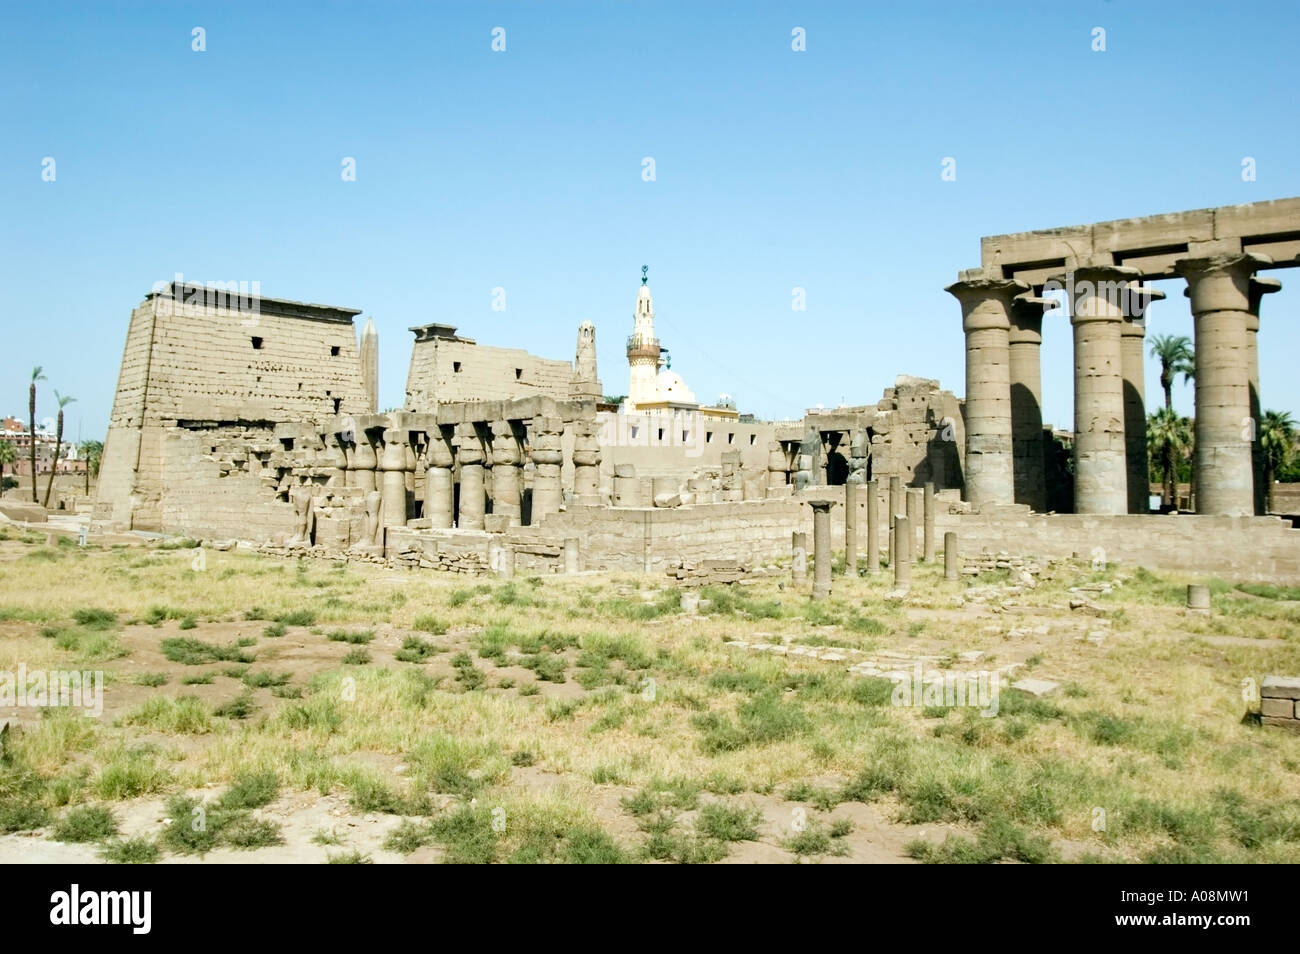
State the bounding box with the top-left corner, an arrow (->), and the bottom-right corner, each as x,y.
250,481 -> 1300,586
385,527 -> 491,574
516,498 -> 827,574
934,508 -> 1300,584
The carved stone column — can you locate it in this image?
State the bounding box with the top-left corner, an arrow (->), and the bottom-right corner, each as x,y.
1175,253 -> 1271,516
945,276 -> 1029,507
530,416 -> 564,523
490,420 -> 523,526
1061,265 -> 1137,515
809,499 -> 835,601
1248,276 -> 1281,514
425,425 -> 455,529
1009,295 -> 1051,513
456,422 -> 486,530
1121,287 -> 1164,513
766,441 -> 789,494
322,431 -> 347,487
351,429 -> 378,494
572,418 -> 602,506
379,428 -> 409,540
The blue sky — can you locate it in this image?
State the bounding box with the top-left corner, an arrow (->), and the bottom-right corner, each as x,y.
3,0 -> 1298,440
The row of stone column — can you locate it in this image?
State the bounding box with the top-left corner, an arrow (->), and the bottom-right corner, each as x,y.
949,253 -> 1278,517
804,484 -> 950,600
322,414 -> 600,537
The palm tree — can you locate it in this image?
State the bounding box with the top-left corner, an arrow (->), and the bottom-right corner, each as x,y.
1147,407 -> 1193,508
41,391 -> 75,508
79,439 -> 104,496
0,440 -> 15,496
1148,334 -> 1194,411
28,366 -> 45,502
1259,410 -> 1297,513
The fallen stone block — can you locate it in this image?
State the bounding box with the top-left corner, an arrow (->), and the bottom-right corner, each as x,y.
1261,675 -> 1300,700
1069,598 -> 1105,616
1261,697 -> 1295,718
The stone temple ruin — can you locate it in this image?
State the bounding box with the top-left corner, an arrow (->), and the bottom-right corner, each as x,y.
94,198 -> 1300,584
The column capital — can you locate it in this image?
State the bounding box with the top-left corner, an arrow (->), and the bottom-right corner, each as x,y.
1175,252 -> 1272,315
1174,250 -> 1272,279
1248,275 -> 1282,324
805,498 -> 836,513
1009,295 -> 1055,345
945,276 -> 1029,304
1122,286 -> 1165,334
1051,263 -> 1141,285
1047,265 -> 1142,325
945,277 -> 1029,332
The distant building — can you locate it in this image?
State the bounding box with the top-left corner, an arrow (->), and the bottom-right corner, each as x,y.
623,267 -> 739,421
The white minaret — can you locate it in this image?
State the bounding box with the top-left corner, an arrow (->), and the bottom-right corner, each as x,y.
626,265 -> 662,410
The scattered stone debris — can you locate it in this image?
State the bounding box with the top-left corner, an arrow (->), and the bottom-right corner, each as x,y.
961,551 -> 1045,576
1007,624 -> 1050,640
1010,677 -> 1060,697
1068,598 -> 1106,617
664,559 -> 778,586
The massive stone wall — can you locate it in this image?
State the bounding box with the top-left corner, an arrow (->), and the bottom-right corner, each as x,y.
775,376 -> 965,492
405,324 -> 573,409
95,284 -> 369,531
595,409 -> 775,483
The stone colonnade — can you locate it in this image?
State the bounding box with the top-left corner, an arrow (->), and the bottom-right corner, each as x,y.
950,252 -> 1279,517
310,397 -> 598,552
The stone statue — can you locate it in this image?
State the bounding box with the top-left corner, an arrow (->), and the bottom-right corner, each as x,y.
288,484 -> 314,546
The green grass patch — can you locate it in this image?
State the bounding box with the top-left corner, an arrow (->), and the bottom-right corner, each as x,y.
326,629 -> 374,644
395,636 -> 439,663
696,802 -> 761,842
99,837 -> 159,864
52,804 -> 118,842
160,637 -> 253,666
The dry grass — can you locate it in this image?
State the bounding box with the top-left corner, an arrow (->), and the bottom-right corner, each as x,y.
2,527 -> 1300,862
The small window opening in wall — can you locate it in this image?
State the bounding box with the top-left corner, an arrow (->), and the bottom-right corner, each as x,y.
657,428 -> 664,441
749,434 -> 757,445
727,433 -> 735,444
454,361 -> 462,373
330,345 -> 340,356
333,398 -> 342,413
682,430 -> 688,442
515,368 -> 523,379
251,336 -> 263,349
706,431 -> 714,443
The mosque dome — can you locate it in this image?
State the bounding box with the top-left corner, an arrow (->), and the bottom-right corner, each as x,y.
657,369 -> 695,404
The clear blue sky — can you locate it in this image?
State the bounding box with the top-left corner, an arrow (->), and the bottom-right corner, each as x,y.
3,1 -> 1298,441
